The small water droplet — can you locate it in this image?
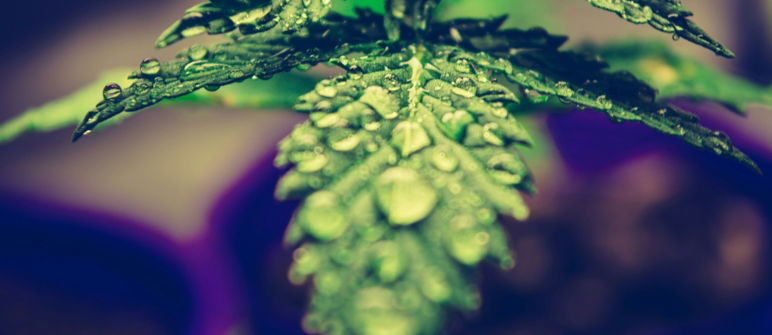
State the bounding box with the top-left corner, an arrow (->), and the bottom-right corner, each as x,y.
455,59 -> 472,73
554,81 -> 574,97
102,83 -> 123,100
347,65 -> 364,79
595,95 -> 613,110
140,58 -> 161,76
188,45 -> 209,60
430,146 -> 459,172
421,269 -> 451,302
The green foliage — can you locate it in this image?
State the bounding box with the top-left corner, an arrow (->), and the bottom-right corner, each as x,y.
2,1 -> 771,334
587,0 -> 736,57
592,40 -> 772,114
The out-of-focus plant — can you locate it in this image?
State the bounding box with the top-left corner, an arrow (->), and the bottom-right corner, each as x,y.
2,0 -> 770,334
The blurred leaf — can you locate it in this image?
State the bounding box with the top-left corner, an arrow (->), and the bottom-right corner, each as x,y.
587,0 -> 735,57
0,69 -> 133,144
435,0 -> 559,30
0,70 -> 314,145
593,40 -> 772,114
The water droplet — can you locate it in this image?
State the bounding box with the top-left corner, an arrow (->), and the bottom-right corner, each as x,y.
487,153 -> 527,185
391,121 -> 431,157
360,86 -> 400,119
372,241 -> 405,283
180,61 -> 233,81
316,86 -> 338,98
492,108 -> 508,118
347,65 -> 364,79
383,73 -> 401,91
102,83 -> 123,101
672,33 -> 680,41
140,58 -> 161,76
595,95 -> 613,110
328,129 -> 361,152
375,167 -> 438,225
188,45 -> 209,60
297,191 -> 348,241
482,123 -> 504,146
315,271 -> 342,295
455,59 -> 472,73
353,288 -> 417,335
421,269 -> 451,302
451,87 -> 475,98
297,153 -> 329,172
440,110 -> 474,141
430,146 -> 459,172
554,81 -> 574,97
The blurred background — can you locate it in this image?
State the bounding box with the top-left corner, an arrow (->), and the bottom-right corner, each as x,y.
0,0 -> 771,334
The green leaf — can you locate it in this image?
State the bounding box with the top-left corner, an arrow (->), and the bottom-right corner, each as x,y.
0,69 -> 134,144
592,40 -> 772,114
419,17 -> 759,171
71,12 -> 388,141
587,0 -> 735,57
0,70 -> 314,145
156,0 -> 333,48
276,45 -> 533,335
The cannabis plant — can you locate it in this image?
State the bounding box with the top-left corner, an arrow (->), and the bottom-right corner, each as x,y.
2,0 -> 771,334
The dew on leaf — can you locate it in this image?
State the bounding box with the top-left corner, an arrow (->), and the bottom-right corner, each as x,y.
375,167 -> 438,225
391,121 -> 431,157
140,58 -> 161,76
297,191 -> 348,241
102,83 -> 123,100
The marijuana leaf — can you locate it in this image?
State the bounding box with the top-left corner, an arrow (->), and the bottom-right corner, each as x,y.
156,0 -> 334,48
71,11 -> 386,141
6,1 -> 768,334
587,0 -> 736,57
592,40 -> 772,114
276,44 -> 532,335
0,71 -> 313,145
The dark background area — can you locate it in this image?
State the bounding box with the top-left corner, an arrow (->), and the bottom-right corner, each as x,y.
0,1 -> 771,335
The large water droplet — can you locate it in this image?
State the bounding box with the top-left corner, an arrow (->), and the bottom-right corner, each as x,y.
297,191 -> 348,241
391,121 -> 431,157
102,83 -> 123,101
375,167 -> 438,225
